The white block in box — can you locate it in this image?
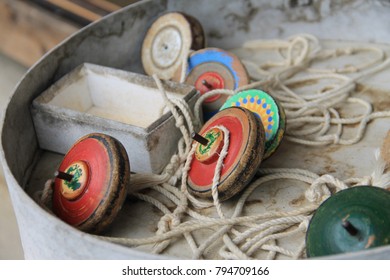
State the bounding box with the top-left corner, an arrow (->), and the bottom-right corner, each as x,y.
31,63 -> 198,173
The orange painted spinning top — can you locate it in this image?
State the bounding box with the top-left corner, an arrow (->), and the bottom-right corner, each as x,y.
52,133 -> 130,233
188,107 -> 265,201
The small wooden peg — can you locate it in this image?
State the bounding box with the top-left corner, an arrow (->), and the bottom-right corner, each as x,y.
202,79 -> 213,89
342,220 -> 359,236
191,132 -> 209,146
54,170 -> 74,182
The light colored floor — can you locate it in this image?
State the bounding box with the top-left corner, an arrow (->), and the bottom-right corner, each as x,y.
0,53 -> 26,259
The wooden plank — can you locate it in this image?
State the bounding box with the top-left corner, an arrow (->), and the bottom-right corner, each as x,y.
46,0 -> 102,22
85,0 -> 122,13
31,0 -> 133,24
0,0 -> 80,67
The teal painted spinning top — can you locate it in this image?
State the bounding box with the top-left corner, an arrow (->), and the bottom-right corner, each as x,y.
306,186 -> 390,258
220,89 -> 285,159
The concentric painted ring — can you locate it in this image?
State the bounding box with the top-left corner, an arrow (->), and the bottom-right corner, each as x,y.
174,48 -> 249,121
220,89 -> 285,159
188,107 -> 265,201
141,12 -> 205,80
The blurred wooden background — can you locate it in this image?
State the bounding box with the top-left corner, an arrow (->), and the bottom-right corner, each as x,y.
0,0 -> 137,67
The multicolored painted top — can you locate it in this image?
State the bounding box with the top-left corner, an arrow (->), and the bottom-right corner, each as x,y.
186,48 -> 242,88
180,47 -> 250,121
220,89 -> 285,159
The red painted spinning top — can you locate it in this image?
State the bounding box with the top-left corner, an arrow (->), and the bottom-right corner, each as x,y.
188,107 -> 265,201
52,133 -> 130,233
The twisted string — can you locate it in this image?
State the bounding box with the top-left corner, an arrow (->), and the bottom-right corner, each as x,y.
194,34 -> 390,146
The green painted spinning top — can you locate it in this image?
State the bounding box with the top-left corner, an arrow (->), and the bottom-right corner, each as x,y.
306,186 -> 390,258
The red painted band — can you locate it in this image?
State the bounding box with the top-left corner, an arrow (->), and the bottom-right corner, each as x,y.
195,71 -> 224,103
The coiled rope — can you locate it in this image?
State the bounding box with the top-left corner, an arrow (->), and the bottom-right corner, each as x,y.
38,34 -> 390,259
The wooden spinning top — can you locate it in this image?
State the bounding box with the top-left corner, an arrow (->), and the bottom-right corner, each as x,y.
52,133 -> 130,233
173,48 -> 250,121
221,89 -> 286,159
141,12 -> 205,80
306,186 -> 390,258
188,107 -> 265,201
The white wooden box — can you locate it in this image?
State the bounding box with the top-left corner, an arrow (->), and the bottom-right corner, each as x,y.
31,63 -> 197,173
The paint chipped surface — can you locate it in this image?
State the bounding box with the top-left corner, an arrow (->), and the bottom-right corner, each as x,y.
365,235 -> 376,249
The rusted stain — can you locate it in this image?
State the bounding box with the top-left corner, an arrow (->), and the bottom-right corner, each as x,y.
245,199 -> 263,206
308,147 -> 356,178
289,194 -> 305,207
147,134 -> 160,151
323,145 -> 342,154
308,151 -> 334,175
324,165 -> 336,174
356,83 -> 390,112
224,0 -> 259,33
